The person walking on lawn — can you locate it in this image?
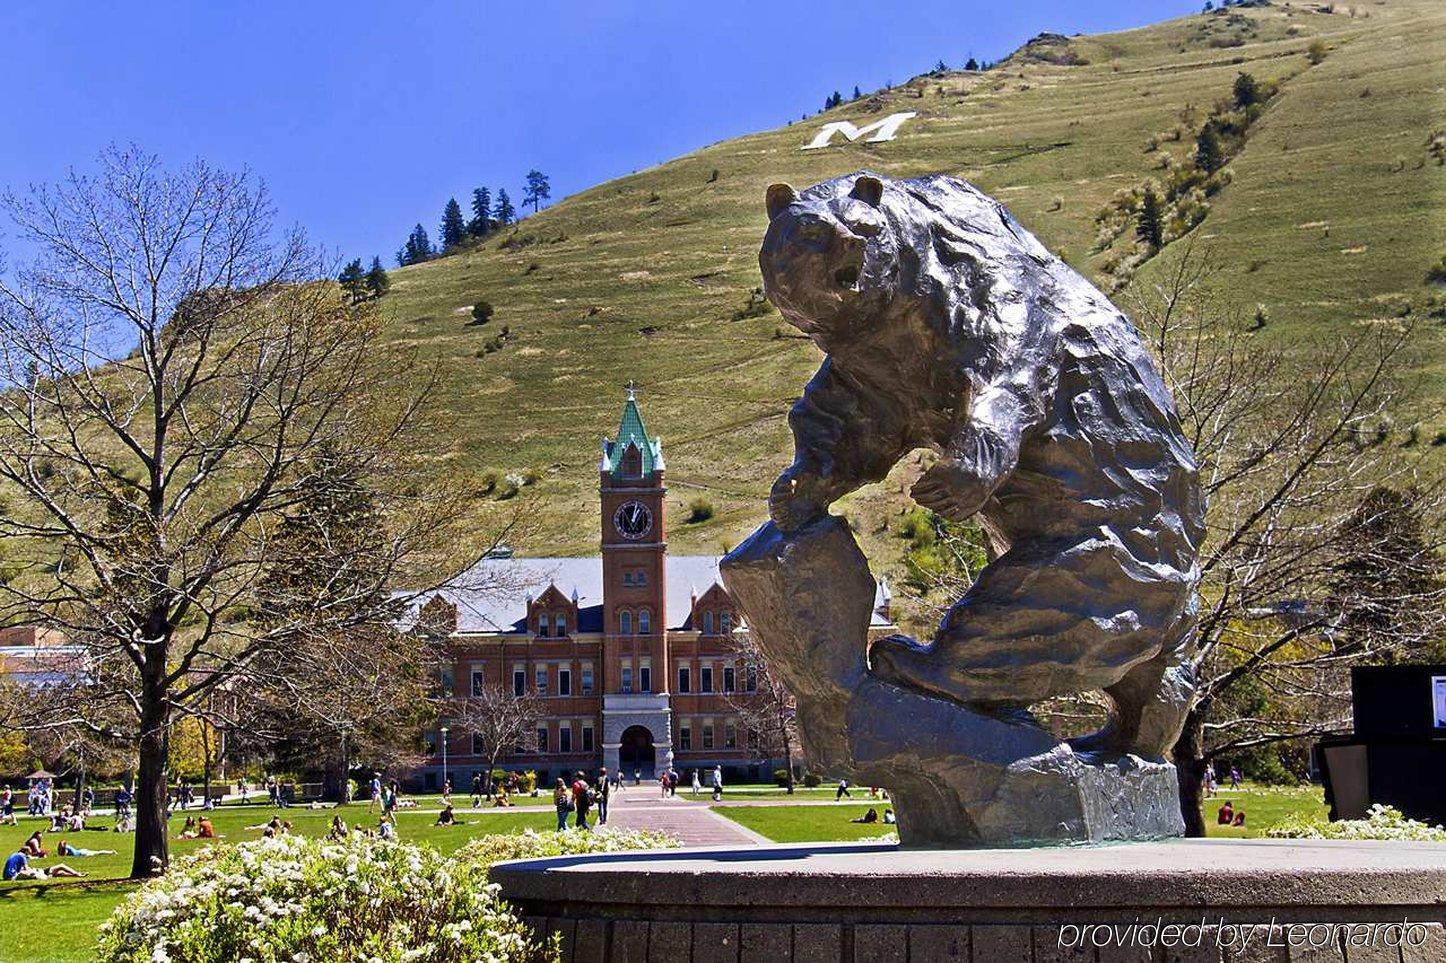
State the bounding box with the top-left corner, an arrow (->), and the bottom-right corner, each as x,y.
571,771 -> 593,830
597,768 -> 611,825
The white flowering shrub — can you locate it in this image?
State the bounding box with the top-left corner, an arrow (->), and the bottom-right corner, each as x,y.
96,834 -> 556,963
455,827 -> 680,866
1266,804 -> 1446,842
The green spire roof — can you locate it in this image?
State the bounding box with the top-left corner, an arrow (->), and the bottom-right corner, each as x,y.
601,384 -> 664,477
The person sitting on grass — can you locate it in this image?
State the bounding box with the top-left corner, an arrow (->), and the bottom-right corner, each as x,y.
1233,809 -> 1245,827
377,816 -> 396,840
850,808 -> 879,824
245,816 -> 283,833
177,816 -> 197,837
493,788 -> 513,807
3,849 -> 83,881
1217,801 -> 1234,825
434,804 -> 463,826
22,832 -> 47,858
57,838 -> 115,858
883,808 -> 896,824
329,815 -> 348,840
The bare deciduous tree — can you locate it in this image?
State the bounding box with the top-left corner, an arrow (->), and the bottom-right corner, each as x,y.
447,683 -> 542,794
725,631 -> 799,790
1130,246 -> 1445,835
0,148 -> 477,877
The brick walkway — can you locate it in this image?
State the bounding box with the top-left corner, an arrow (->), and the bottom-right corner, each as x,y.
599,788 -> 769,847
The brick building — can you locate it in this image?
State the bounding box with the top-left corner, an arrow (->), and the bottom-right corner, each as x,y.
410,388 -> 894,788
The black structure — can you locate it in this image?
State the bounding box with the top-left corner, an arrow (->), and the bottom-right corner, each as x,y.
1315,665 -> 1446,823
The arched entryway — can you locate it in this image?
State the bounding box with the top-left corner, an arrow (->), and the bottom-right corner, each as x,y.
619,725 -> 656,777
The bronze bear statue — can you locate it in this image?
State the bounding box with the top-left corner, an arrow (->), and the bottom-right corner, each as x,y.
757,171 -> 1204,760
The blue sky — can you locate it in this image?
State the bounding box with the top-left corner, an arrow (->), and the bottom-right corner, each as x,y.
3,1 -> 1200,265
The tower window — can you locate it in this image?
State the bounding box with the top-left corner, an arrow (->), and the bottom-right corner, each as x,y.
556,614 -> 567,636
635,571 -> 647,586
623,572 -> 634,586
621,665 -> 633,694
640,665 -> 652,693
620,443 -> 642,478
538,613 -> 549,636
638,610 -> 650,635
721,612 -> 732,634
703,611 -> 714,635
619,610 -> 632,635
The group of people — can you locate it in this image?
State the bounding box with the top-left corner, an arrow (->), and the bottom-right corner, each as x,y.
2,829 -> 116,882
849,807 -> 897,825
1202,764 -> 1244,798
1216,801 -> 1247,827
553,768 -> 613,831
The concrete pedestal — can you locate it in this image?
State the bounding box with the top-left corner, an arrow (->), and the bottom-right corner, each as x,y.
491,839 -> 1446,962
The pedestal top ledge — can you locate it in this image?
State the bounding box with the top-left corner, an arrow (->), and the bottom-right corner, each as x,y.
490,839 -> 1446,911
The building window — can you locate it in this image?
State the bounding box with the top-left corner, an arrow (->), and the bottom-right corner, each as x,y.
559,726 -> 572,753
438,667 -> 454,698
678,666 -> 691,694
621,443 -> 642,477
723,666 -> 735,694
701,666 -> 714,693
702,724 -> 715,750
638,610 -> 650,635
556,614 -> 567,636
623,572 -> 634,586
582,725 -> 594,752
538,613 -> 549,636
581,664 -> 594,695
679,725 -> 692,751
558,668 -> 572,697
639,665 -> 651,693
746,665 -> 758,693
470,669 -> 485,697
725,724 -> 737,749
619,610 -> 632,635
621,665 -> 633,694
537,727 -> 549,754
471,732 -> 484,755
703,611 -> 714,635
535,665 -> 548,696
721,612 -> 732,634
513,668 -> 526,697
635,570 -> 647,586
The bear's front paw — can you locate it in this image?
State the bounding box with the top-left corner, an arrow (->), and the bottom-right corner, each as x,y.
769,472 -> 826,532
909,459 -> 991,522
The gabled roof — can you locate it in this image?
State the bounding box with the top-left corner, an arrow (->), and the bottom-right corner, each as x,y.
601,386 -> 664,476
404,554 -> 893,636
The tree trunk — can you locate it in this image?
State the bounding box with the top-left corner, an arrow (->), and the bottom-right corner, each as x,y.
322,735 -> 350,803
1173,710 -> 1208,838
130,674 -> 172,879
783,730 -> 795,794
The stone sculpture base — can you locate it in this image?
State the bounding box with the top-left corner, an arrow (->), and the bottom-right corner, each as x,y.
720,515 -> 1183,846
491,840 -> 1446,963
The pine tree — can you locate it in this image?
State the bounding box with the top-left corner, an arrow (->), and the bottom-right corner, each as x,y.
440,197 -> 467,251
364,256 -> 390,299
494,189 -> 515,226
469,187 -> 492,237
852,85 -> 861,99
400,223 -> 433,265
337,258 -> 366,304
1232,72 -> 1260,109
1135,186 -> 1165,249
523,170 -> 551,215
1195,122 -> 1225,173
965,57 -> 980,71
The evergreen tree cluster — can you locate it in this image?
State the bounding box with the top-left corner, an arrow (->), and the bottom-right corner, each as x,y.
395,173 -> 545,266
337,256 -> 391,304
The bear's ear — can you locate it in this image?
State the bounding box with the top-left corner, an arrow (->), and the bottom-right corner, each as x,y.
766,183 -> 798,220
850,175 -> 885,207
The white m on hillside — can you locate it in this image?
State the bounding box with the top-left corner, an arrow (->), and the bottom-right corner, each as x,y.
801,112 -> 917,150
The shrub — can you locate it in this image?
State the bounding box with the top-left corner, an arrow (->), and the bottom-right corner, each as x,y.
1426,254 -> 1446,286
455,828 -> 679,867
1306,39 -> 1327,64
471,301 -> 494,325
96,835 -> 554,963
518,770 -> 537,793
687,497 -> 715,523
479,471 -> 499,495
1267,805 -> 1446,842
773,768 -> 791,787
802,772 -> 822,788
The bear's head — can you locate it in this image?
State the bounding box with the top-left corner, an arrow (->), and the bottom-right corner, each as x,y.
758,172 -> 902,346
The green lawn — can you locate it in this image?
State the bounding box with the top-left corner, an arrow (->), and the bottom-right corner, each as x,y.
0,801 -> 554,963
713,783 -> 1329,843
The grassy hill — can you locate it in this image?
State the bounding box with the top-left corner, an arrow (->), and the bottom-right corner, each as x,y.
377,0 -> 1445,586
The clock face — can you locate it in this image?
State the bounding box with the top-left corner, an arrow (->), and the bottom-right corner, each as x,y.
613,501 -> 653,540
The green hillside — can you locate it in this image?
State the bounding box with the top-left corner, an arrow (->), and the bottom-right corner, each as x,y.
378,0 -> 1445,577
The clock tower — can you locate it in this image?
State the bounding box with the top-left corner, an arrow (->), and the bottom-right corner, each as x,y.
599,385 -> 674,773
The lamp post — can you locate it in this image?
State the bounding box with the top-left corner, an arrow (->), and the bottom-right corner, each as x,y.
440,727 -> 450,794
